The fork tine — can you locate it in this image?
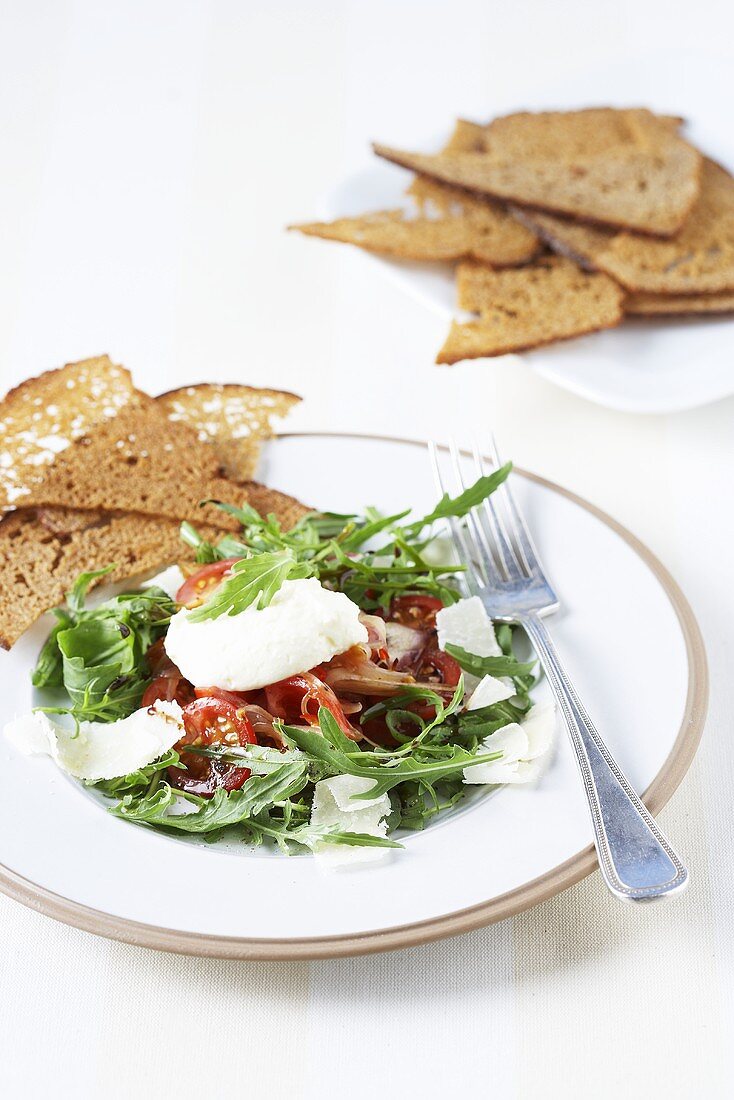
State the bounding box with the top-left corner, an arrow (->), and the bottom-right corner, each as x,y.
428,442 -> 482,595
469,441 -> 525,580
448,440 -> 504,587
486,433 -> 544,577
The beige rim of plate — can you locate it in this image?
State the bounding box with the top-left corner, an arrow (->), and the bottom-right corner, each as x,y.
0,433 -> 709,960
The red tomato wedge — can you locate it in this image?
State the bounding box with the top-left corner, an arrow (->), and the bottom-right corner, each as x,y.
142,639 -> 195,708
175,558 -> 241,609
167,696 -> 257,797
265,672 -> 360,740
389,594 -> 445,628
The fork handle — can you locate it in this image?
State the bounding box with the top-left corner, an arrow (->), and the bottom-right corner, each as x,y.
521,612 -> 688,901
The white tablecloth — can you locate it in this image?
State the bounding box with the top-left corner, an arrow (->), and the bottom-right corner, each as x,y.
1,3 -> 732,1096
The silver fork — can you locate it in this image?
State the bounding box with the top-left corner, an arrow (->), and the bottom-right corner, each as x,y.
430,438 -> 688,903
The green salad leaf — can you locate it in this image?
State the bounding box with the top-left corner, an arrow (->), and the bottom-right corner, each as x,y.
186,550 -> 312,622
444,643 -> 535,682
31,463 -> 542,855
31,582 -> 175,724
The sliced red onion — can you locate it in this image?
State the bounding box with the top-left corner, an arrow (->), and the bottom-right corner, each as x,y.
385,621 -> 431,672
359,611 -> 388,655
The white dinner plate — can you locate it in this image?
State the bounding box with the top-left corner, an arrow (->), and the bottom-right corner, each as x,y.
324,54 -> 734,414
0,434 -> 707,958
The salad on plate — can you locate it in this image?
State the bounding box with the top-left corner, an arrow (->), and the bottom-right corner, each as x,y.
5,463 -> 554,865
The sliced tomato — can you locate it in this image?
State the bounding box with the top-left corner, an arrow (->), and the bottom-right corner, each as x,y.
407,646 -> 462,722
417,646 -> 462,688
167,696 -> 257,797
265,672 -> 359,740
175,558 -> 241,609
141,673 -> 195,708
389,594 -> 445,629
143,639 -> 195,707
193,686 -> 250,707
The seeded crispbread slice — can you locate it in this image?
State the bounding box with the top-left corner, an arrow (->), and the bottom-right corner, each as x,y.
18,401 -> 259,531
512,159 -> 734,294
156,383 -> 301,480
0,509 -> 216,649
0,355 -> 144,508
626,290 -> 734,314
374,108 -> 702,237
437,256 -> 624,364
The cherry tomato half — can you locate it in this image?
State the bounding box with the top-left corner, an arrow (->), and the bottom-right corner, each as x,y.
167,696 -> 257,797
142,639 -> 195,708
141,673 -> 195,709
265,672 -> 359,740
175,558 -> 241,609
389,594 -> 445,629
417,647 -> 462,689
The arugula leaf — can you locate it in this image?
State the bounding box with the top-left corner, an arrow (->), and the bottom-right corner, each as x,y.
404,464 -> 512,536
186,550 -> 312,622
31,612 -> 73,688
114,763 -> 309,832
66,564 -> 117,614
282,704 -> 498,801
92,749 -> 181,797
444,643 -> 535,680
32,571 -> 175,723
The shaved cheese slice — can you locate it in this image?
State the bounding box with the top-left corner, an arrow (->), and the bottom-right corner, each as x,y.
4,701 -> 183,782
141,564 -> 185,600
436,596 -> 502,658
310,774 -> 391,868
462,699 -> 557,787
522,700 -> 557,760
463,721 -> 528,784
466,674 -> 514,710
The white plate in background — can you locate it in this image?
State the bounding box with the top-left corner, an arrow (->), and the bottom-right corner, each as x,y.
324,54 -> 734,414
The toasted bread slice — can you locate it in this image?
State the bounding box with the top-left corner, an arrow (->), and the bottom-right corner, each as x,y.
374,108 -> 702,237
19,402 -> 260,530
0,508 -> 216,649
290,201 -> 540,266
438,256 -> 624,363
626,290 -> 734,314
156,383 -> 301,480
291,118 -> 539,267
513,159 -> 734,294
0,486 -> 311,649
0,356 -> 144,508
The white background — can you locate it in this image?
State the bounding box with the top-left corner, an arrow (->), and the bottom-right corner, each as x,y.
0,2 -> 733,1097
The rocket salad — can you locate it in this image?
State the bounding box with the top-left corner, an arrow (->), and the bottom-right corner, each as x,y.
9,462 -> 555,864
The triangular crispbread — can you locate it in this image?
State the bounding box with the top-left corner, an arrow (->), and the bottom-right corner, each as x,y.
18,401 -> 255,530
0,356 -> 143,508
156,383 -> 302,480
513,159 -> 734,294
374,108 -> 702,237
437,256 -> 624,363
290,118 -> 539,267
0,508 -> 214,649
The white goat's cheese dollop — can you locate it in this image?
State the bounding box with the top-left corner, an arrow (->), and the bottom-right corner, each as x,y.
164,577 -> 368,691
